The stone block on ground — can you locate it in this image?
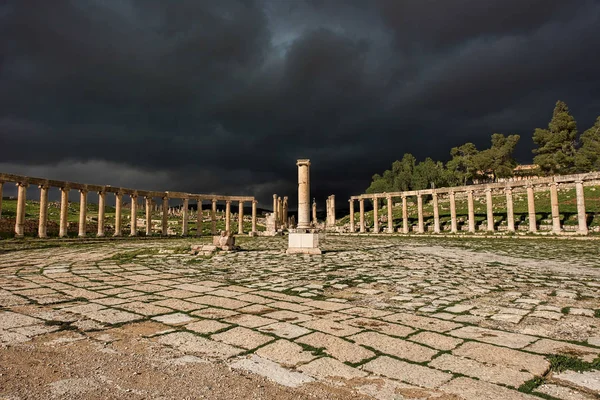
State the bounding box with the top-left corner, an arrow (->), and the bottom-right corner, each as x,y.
362,356 -> 452,389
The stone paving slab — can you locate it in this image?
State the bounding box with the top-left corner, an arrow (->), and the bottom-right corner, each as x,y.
295,332 -> 375,363
257,322 -> 311,339
525,338 -> 600,362
157,331 -> 243,359
552,370 -> 600,393
300,318 -> 363,337
212,327 -> 274,350
229,354 -> 315,387
429,353 -> 533,387
344,317 -> 415,338
409,331 -> 463,351
185,319 -> 230,334
382,313 -> 462,332
362,356 -> 452,389
439,377 -> 540,400
452,341 -> 550,376
448,326 -> 538,349
255,340 -> 316,367
298,357 -> 368,381
349,331 -> 438,363
535,383 -> 597,400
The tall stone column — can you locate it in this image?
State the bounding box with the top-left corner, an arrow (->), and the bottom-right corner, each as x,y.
312,200 -> 317,225
575,180 -> 588,235
59,186 -> 69,238
402,195 -> 408,234
114,192 -> 123,237
196,199 -> 203,237
432,192 -> 440,234
0,181 -> 3,218
161,196 -> 169,236
211,199 -> 217,234
277,197 -> 283,225
296,160 -> 311,229
251,200 -> 257,235
387,195 -> 393,233
549,182 -> 561,234
282,197 -> 288,228
15,182 -> 27,238
225,200 -> 231,233
359,198 -> 365,233
467,190 -> 475,233
38,184 -> 49,238
485,188 -> 494,232
130,194 -> 138,236
417,194 -> 424,233
349,199 -> 355,232
329,195 -> 335,227
505,187 -> 515,233
182,198 -> 189,236
272,194 -> 278,229
78,189 -> 88,238
449,191 -> 457,233
145,196 -> 152,236
373,197 -> 379,233
97,190 -> 106,237
238,201 -> 244,234
527,183 -> 537,232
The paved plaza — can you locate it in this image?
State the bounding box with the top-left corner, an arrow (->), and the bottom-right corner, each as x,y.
1,236 -> 599,399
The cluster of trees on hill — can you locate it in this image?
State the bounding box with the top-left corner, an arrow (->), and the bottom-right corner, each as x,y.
366,101 -> 600,194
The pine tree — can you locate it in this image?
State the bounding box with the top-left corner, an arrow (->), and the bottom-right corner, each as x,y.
575,116 -> 600,172
532,100 -> 578,175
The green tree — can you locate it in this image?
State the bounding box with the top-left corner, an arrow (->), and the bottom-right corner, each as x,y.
411,158 -> 450,190
575,116 -> 600,172
390,153 -> 416,191
446,142 -> 478,185
532,100 -> 578,175
475,133 -> 520,181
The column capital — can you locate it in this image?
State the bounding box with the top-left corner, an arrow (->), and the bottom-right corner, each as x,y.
16,181 -> 29,188
484,187 -> 492,193
526,182 -> 535,189
38,183 -> 50,190
273,194 -> 278,199
574,179 -> 583,184
130,193 -> 138,199
79,188 -> 88,194
466,188 -> 474,194
212,198 -> 217,203
145,195 -> 153,200
548,181 -> 557,187
226,200 -> 231,204
504,186 -> 513,193
162,195 -> 168,200
252,199 -> 258,204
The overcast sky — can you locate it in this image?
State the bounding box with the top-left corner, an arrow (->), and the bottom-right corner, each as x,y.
1,0 -> 599,208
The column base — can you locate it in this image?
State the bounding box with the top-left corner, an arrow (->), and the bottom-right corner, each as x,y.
287,232 -> 322,255
248,231 -> 257,237
97,233 -> 105,237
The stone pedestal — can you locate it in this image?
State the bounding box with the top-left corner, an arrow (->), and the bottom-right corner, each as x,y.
286,232 -> 322,255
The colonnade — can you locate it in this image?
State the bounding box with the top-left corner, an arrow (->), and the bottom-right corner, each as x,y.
348,172 -> 600,235
0,173 -> 257,238
271,194 -> 289,229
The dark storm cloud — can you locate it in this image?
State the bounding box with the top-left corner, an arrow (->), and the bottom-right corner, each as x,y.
1,0 -> 599,207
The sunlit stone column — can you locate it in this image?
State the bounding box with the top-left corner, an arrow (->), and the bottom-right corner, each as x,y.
387,195 -> 394,233
211,198 -> 217,234
349,199 -> 355,232
417,194 -> 424,233
527,183 -> 537,232
225,200 -> 231,233
97,190 -> 106,237
145,196 -> 152,236
467,189 -> 475,233
449,190 -> 457,233
59,186 -> 69,238
277,196 -> 283,225
238,201 -> 244,234
505,187 -> 515,233
312,200 -> 317,225
15,182 -> 27,238
78,189 -> 88,238
432,191 -> 440,234
575,180 -> 588,235
401,195 -> 408,234
0,181 -> 4,218
114,192 -> 123,237
129,194 -> 138,236
373,197 -> 379,233
196,199 -> 203,237
329,195 -> 335,227
485,188 -> 494,232
272,194 -> 278,229
181,198 -> 189,236
282,197 -> 288,228
161,196 -> 169,236
296,160 -> 311,229
38,184 -> 49,238
549,182 -> 561,234
251,200 -> 257,235
359,198 -> 365,233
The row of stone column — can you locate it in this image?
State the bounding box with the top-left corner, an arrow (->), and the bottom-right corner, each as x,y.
8,182 -> 258,238
271,194 -> 289,229
349,181 -> 589,235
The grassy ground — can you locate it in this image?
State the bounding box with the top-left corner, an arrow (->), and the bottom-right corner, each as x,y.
339,186 -> 600,230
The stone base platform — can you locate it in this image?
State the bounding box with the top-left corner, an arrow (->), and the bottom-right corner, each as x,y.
286,232 -> 322,255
